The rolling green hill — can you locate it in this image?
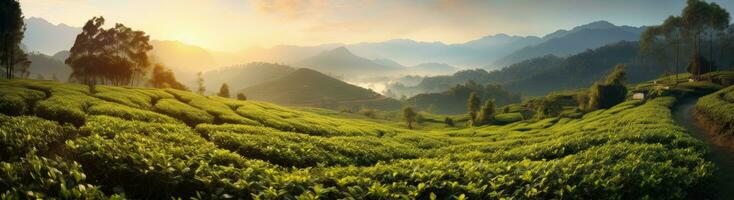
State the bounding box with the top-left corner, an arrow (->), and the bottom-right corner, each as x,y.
0,78 -> 717,199
202,62 -> 296,92
241,68 -> 402,110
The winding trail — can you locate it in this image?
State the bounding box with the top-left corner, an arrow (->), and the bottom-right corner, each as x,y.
673,98 -> 734,199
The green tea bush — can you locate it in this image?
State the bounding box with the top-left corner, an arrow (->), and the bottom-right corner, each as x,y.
87,101 -> 179,123
0,85 -> 46,115
235,101 -> 401,136
94,85 -> 156,109
154,98 -> 214,126
66,132 -> 276,199
695,85 -> 734,136
0,155 -> 112,199
0,115 -> 75,160
33,87 -> 98,127
81,115 -> 190,138
494,113 -> 524,125
202,124 -> 422,167
166,90 -> 260,125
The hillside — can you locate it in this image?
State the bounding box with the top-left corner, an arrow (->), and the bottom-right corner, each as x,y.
241,68 -> 402,110
202,62 -> 296,92
407,81 -> 521,114
0,79 -> 715,199
493,21 -> 644,67
26,53 -> 71,81
390,41 -> 666,97
22,17 -> 80,55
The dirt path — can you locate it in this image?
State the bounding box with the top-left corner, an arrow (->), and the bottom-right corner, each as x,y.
673,98 -> 734,199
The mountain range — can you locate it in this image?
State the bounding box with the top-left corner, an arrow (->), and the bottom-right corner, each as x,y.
389,41 -> 669,97
21,17 -> 644,73
493,21 -> 645,67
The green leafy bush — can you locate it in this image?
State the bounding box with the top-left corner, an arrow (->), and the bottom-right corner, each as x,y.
695,85 -> 734,136
0,115 -> 74,160
0,155 -> 112,199
494,113 -> 524,125
154,98 -> 214,126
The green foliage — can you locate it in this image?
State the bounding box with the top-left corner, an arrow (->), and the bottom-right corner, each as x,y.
475,100 -> 496,126
466,92 -> 480,126
218,83 -> 230,98
87,101 -> 179,123
236,92 -> 247,100
154,98 -> 214,126
494,113 -> 524,125
588,65 -> 628,110
0,84 -> 45,115
0,79 -> 717,199
0,155 -> 111,199
408,81 -> 521,114
696,85 -> 734,135
402,107 -> 417,129
0,115 -> 74,160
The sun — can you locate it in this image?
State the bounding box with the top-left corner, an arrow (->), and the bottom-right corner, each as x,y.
173,33 -> 205,47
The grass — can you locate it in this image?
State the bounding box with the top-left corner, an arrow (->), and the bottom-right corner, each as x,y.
0,79 -> 718,199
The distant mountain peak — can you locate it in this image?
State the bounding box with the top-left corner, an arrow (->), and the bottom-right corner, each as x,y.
322,46 -> 355,57
572,20 -> 617,31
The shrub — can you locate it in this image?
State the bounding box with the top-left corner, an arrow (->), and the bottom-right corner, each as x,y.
494,113 -> 524,125
0,116 -> 75,160
0,155 -> 111,199
154,98 -> 214,126
87,101 -> 179,123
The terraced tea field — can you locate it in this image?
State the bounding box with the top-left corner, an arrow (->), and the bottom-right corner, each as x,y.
0,79 -> 716,199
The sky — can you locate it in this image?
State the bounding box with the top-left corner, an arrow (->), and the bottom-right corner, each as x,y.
18,0 -> 734,52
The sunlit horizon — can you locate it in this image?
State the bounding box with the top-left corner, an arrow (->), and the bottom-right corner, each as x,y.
18,0 -> 734,52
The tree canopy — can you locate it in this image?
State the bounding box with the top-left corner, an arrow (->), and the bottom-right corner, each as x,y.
218,83 -> 231,98
0,0 -> 27,79
401,107 -> 417,129
641,0 -> 731,78
66,16 -> 153,86
149,64 -> 188,91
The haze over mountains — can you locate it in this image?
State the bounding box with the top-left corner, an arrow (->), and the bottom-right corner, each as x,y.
22,17 -> 644,73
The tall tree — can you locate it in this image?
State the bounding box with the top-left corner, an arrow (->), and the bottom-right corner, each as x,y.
218,83 -> 231,98
197,72 -> 206,95
0,0 -> 26,79
643,0 -> 731,79
149,63 -> 187,90
402,107 -> 417,130
476,100 -> 496,126
466,92 -> 481,126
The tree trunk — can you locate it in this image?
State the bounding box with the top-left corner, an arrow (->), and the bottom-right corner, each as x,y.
675,41 -> 680,85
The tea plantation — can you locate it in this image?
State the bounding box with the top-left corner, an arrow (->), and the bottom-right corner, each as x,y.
696,85 -> 734,136
0,79 -> 716,199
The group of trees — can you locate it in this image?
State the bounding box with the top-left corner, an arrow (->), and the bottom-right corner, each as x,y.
0,0 -> 29,79
641,0 -> 731,80
66,17 -> 153,88
466,92 -> 496,126
149,64 -> 188,90
586,65 -> 628,110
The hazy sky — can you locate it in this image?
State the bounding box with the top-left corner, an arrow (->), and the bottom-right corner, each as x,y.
19,0 -> 734,51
